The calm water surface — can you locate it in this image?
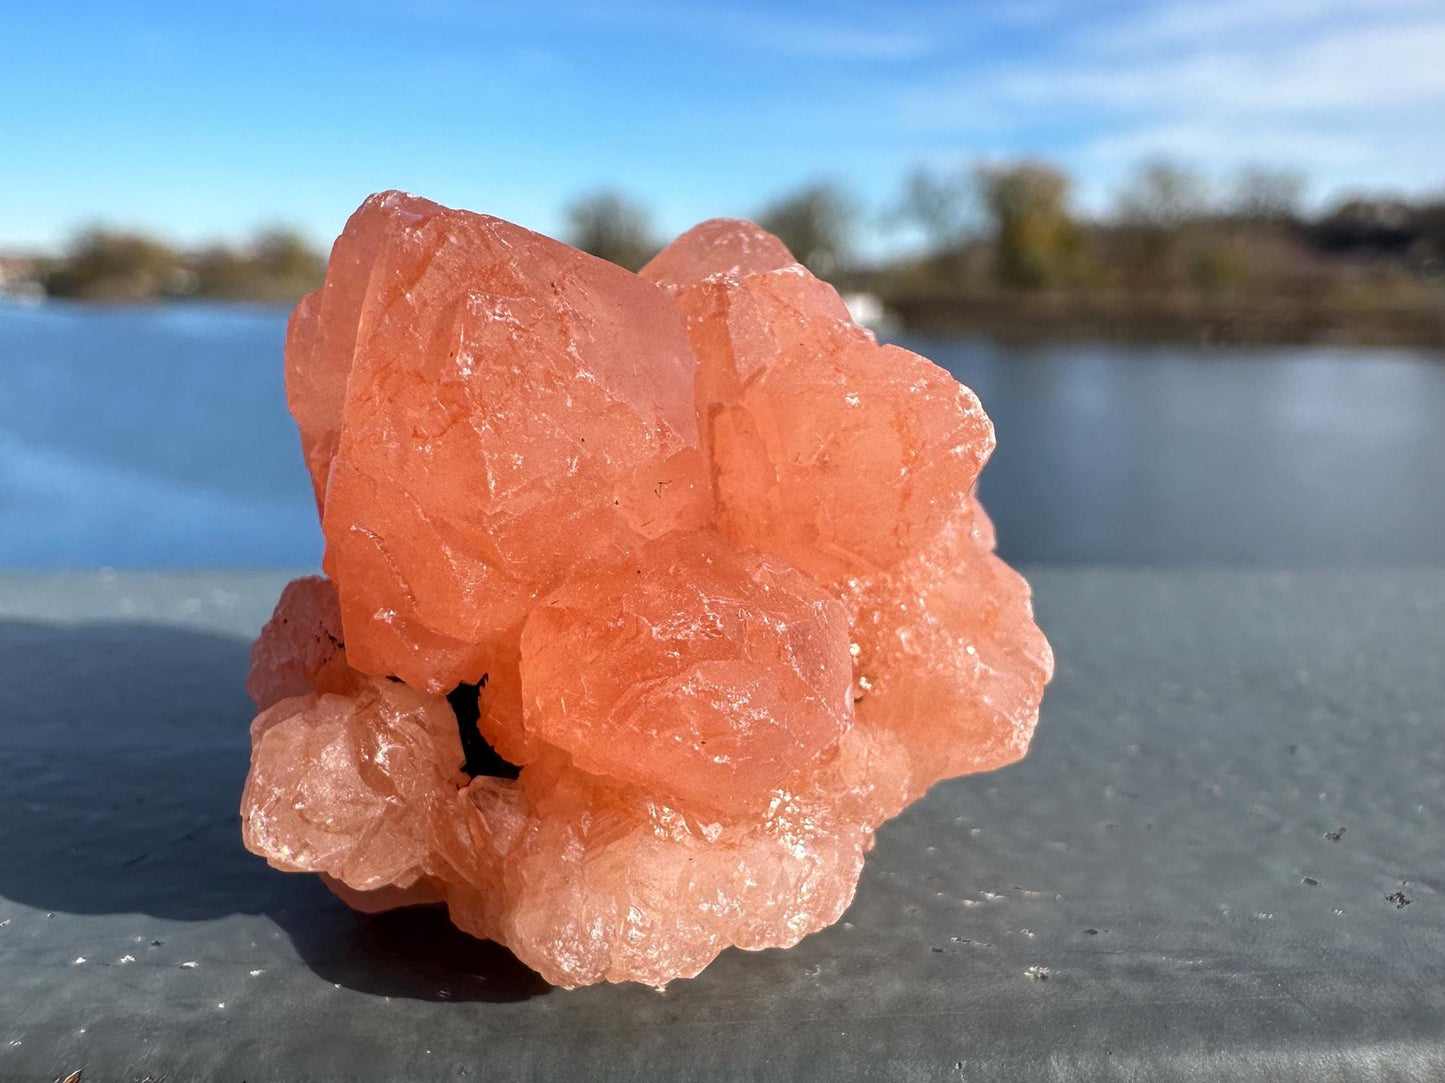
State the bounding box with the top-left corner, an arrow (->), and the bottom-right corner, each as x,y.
897,333 -> 1445,566
1,302 -> 1441,567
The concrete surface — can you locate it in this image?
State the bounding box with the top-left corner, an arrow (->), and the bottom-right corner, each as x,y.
0,569 -> 1441,1081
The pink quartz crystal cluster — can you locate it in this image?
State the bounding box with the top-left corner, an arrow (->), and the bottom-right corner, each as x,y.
241,191 -> 1053,989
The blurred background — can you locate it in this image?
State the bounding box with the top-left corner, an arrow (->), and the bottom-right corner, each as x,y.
2,0 -> 1442,569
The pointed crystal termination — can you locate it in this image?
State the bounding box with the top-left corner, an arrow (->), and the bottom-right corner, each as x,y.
299,191 -> 711,695
241,194 -> 1052,989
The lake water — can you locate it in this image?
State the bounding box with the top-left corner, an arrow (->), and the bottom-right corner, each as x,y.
2,302 -> 1442,568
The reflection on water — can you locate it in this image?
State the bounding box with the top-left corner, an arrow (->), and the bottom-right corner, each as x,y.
1,303 -> 1441,568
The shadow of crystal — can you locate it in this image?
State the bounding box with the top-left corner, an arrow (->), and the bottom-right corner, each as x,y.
0,618 -> 547,1003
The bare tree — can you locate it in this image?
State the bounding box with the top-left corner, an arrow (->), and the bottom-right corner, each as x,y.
757,183 -> 855,277
1116,159 -> 1210,230
566,191 -> 657,272
894,166 -> 976,253
1231,165 -> 1304,224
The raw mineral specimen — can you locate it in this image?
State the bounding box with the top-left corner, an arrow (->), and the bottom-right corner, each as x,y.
241,191 -> 1053,989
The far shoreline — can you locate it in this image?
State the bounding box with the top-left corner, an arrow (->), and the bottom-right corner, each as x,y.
883,290 -> 1445,349
7,292 -> 1444,351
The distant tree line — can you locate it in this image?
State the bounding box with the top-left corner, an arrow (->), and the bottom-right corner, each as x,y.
32,227 -> 326,303
11,161 -> 1444,343
565,161 -> 1445,342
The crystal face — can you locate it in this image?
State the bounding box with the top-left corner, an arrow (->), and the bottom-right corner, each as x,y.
241,192 -> 1053,989
641,218 -> 996,589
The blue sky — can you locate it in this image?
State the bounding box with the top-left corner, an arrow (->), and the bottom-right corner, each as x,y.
3,0 -> 1442,253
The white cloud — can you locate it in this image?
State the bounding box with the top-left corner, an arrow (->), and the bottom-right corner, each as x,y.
1012,20 -> 1445,114
897,4 -> 1445,200
1088,0 -> 1437,50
